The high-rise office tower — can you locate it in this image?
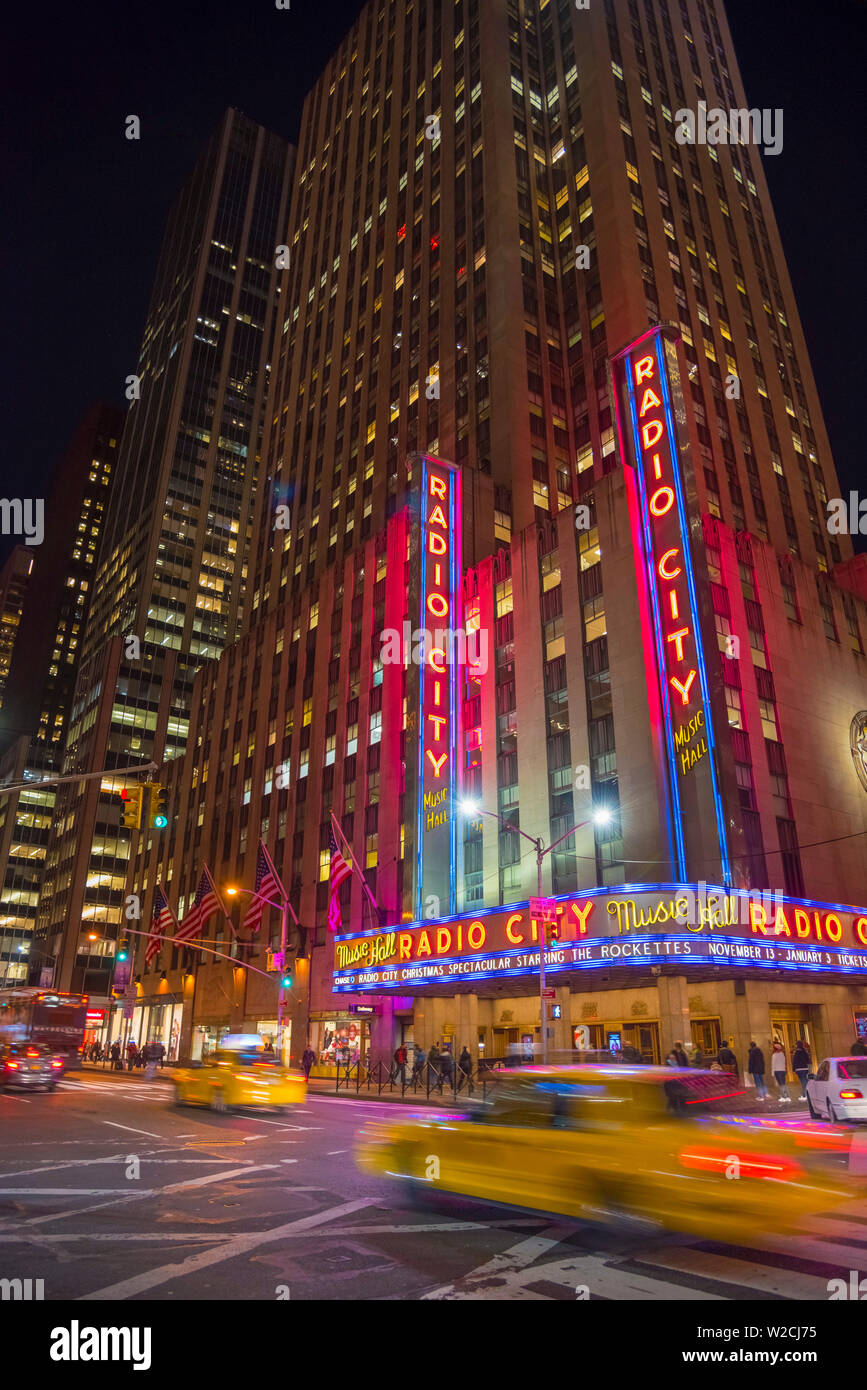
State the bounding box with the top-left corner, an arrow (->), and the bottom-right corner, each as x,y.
0,547 -> 32,713
126,0 -> 866,1069
31,110 -> 295,996
0,403 -> 123,983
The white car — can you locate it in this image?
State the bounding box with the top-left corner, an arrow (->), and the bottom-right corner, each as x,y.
806,1057 -> 867,1123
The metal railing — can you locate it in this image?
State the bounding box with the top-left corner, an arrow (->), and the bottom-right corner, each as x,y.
334,1056 -> 503,1101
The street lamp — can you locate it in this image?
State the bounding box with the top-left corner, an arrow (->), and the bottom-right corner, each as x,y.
225,884 -> 300,1064
459,799 -> 612,1064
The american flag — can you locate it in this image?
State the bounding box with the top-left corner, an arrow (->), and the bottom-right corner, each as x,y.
146,884 -> 176,964
327,826 -> 353,933
243,842 -> 283,933
176,869 -> 221,944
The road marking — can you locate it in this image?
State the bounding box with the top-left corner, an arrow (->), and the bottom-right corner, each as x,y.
0,1232 -> 235,1244
420,1227 -> 579,1301
80,1197 -> 378,1300
0,1094 -> 31,1102
0,1187 -> 156,1196
103,1121 -> 164,1138
0,1163 -> 279,1232
238,1117 -> 322,1130
327,1149 -> 349,1155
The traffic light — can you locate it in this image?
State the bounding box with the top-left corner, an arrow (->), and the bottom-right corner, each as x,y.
280,968 -> 293,989
543,920 -> 559,946
120,787 -> 143,830
116,939 -> 129,963
150,783 -> 168,829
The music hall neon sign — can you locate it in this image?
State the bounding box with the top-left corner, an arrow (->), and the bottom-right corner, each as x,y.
613,329 -> 731,883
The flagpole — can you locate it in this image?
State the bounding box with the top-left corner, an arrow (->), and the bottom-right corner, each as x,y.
330,810 -> 381,925
204,863 -> 237,940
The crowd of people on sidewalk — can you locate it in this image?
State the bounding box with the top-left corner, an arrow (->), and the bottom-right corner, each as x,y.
664,1034 -> 867,1102
85,1038 -> 166,1076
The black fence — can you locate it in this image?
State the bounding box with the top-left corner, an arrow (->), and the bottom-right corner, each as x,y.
334,1057 -> 508,1101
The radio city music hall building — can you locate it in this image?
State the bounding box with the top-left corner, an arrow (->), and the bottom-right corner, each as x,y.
126,0 -> 866,1069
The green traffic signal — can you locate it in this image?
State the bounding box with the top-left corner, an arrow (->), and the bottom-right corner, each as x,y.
280,972 -> 293,989
150,782 -> 169,829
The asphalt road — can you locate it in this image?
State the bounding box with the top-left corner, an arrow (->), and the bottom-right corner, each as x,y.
1,1070 -> 866,1301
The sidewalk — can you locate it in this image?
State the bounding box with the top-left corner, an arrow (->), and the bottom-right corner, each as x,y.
306,1075 -> 485,1106
79,1061 -> 174,1082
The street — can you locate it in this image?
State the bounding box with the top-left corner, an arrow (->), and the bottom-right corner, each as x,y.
1,1070 -> 866,1301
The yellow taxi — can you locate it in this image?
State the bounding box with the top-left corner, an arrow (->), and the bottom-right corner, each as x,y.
173,1035 -> 307,1113
356,1065 -> 859,1240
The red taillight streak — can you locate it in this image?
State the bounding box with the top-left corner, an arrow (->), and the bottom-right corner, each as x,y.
839,1090 -> 863,1100
684,1089 -> 747,1104
51,1060 -> 63,1069
6,1062 -> 20,1070
680,1148 -> 803,1179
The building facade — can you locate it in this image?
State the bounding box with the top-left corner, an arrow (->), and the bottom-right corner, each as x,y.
30,111 -> 295,1000
0,403 -> 124,984
118,0 -> 865,1070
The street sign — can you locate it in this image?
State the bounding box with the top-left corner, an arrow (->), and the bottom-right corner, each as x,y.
349,1003 -> 381,1016
541,987 -> 556,999
122,999 -> 135,1021
530,897 -> 556,919
267,950 -> 285,972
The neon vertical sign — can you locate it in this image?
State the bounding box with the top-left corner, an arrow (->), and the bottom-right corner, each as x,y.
613,329 -> 731,885
407,454 -> 462,921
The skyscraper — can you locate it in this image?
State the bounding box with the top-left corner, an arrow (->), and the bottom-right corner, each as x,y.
125,0 -> 865,1069
31,110 -> 295,997
0,402 -> 123,983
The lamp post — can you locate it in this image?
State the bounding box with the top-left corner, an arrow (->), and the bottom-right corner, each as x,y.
225,885 -> 299,1064
459,801 -> 611,1064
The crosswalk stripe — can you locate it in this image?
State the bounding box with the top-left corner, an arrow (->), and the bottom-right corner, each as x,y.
633,1244 -> 833,1299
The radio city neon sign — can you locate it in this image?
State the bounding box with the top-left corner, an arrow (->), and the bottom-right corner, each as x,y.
414,455 -> 462,919
615,328 -> 730,883
423,470 -> 452,783
633,351 -> 702,725
334,888 -> 867,981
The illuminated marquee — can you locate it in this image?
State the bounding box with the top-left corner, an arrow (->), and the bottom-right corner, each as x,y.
333,885 -> 867,991
613,328 -> 730,883
405,454 -> 462,922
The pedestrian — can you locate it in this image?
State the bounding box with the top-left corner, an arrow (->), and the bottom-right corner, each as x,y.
126,1039 -> 138,1072
143,1042 -> 159,1080
792,1038 -> 811,1098
670,1041 -> 689,1067
301,1044 -> 315,1080
851,1038 -> 867,1057
747,1041 -> 769,1099
393,1043 -> 408,1087
154,1040 -> 166,1069
717,1042 -> 738,1077
427,1043 -> 439,1081
262,1040 -> 275,1056
458,1046 -> 473,1093
412,1044 -> 425,1081
692,1045 -> 706,1069
110,1040 -> 122,1071
770,1040 -> 790,1102
439,1044 -> 454,1088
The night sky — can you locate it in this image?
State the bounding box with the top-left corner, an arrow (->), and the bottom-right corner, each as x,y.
3,0 -> 864,557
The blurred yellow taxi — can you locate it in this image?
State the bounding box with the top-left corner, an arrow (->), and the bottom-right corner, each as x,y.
174,1035 -> 306,1113
356,1065 -> 859,1240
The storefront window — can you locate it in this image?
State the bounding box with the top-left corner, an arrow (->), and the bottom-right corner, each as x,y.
311,1018 -> 368,1066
